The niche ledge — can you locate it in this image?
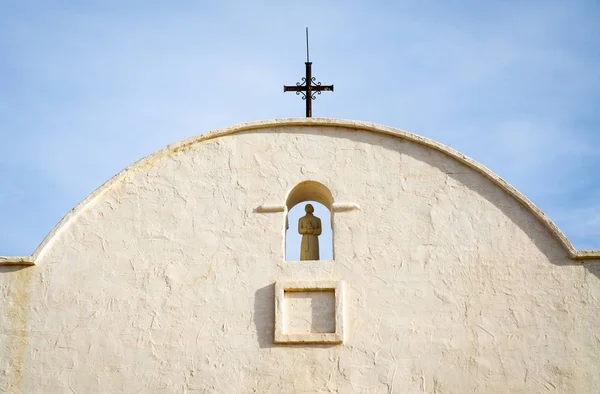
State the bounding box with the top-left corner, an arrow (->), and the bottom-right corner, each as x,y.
284,259 -> 335,264
0,256 -> 35,266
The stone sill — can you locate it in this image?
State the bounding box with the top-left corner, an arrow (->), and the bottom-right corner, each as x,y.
0,256 -> 35,266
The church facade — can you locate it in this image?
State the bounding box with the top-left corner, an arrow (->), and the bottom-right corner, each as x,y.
1,118 -> 599,392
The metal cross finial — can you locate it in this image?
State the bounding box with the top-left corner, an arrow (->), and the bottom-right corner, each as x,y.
283,28 -> 334,118
306,27 -> 310,62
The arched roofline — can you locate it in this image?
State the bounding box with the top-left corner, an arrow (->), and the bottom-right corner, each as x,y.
1,118 -> 597,265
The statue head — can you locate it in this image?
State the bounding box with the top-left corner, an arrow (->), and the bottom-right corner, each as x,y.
305,204 -> 314,214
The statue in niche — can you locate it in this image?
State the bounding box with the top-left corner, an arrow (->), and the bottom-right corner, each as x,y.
298,204 -> 322,260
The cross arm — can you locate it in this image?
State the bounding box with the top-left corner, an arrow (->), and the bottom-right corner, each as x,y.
311,84 -> 334,92
284,85 -> 307,92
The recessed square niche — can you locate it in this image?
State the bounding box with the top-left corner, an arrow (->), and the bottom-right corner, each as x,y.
274,281 -> 345,344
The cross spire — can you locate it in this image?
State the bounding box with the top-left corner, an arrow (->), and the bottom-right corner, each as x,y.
284,28 -> 334,118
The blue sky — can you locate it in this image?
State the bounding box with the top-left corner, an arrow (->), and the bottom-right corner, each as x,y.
1,1 -> 599,256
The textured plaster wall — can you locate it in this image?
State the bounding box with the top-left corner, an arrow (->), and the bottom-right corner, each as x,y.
1,123 -> 599,393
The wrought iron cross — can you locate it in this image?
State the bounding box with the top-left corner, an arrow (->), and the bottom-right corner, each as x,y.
283,28 -> 334,118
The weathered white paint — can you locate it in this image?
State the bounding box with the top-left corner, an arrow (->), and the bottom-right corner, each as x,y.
1,119 -> 599,393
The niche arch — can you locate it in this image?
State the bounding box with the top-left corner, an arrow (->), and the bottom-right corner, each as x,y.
284,181 -> 334,261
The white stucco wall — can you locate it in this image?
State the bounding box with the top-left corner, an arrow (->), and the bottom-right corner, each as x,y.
1,119 -> 599,393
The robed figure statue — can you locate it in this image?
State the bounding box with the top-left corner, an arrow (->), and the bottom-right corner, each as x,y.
298,204 -> 322,260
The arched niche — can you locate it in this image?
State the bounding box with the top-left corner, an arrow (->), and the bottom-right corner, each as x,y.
284,181 -> 334,261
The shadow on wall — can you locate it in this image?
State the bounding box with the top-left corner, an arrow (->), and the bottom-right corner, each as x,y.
253,283 -> 275,349
262,128 -> 600,281
585,262 -> 600,281
0,266 -> 28,274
